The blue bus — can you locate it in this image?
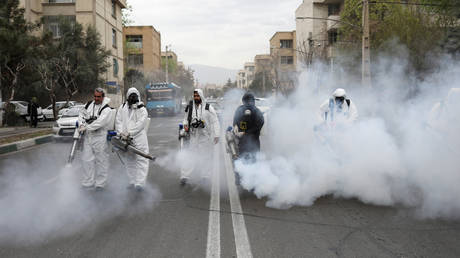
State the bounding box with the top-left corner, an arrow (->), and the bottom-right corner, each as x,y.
145,82 -> 182,116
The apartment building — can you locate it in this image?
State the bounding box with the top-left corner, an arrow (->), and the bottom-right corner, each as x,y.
236,70 -> 246,89
270,31 -> 297,70
161,51 -> 178,64
270,31 -> 297,92
235,62 -> 255,89
295,0 -> 343,66
254,54 -> 272,74
124,26 -> 161,73
19,0 -> 127,106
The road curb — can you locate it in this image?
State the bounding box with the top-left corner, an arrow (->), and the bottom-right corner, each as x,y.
0,134 -> 53,155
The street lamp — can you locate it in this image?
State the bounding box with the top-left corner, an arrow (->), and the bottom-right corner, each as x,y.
165,44 -> 171,83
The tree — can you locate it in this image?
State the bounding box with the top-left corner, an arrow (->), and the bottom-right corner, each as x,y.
0,0 -> 39,103
36,18 -> 110,119
248,72 -> 273,97
124,69 -> 147,100
171,65 -> 195,97
339,0 -> 460,76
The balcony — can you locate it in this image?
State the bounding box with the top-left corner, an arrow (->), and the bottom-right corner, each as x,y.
126,41 -> 143,49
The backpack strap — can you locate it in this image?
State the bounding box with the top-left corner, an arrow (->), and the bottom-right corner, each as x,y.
187,100 -> 193,127
205,103 -> 210,111
98,104 -> 111,116
85,100 -> 92,110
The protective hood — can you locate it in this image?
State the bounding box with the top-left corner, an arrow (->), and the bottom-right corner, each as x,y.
101,96 -> 111,106
194,88 -> 206,103
126,87 -> 141,99
332,88 -> 347,98
242,92 -> 255,105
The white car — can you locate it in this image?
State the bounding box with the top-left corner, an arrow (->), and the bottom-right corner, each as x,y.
43,101 -> 78,120
52,106 -> 83,138
0,101 -> 44,122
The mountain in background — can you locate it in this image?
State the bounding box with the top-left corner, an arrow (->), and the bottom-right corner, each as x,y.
189,64 -> 238,86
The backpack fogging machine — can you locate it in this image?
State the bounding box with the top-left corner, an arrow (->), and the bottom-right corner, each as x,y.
107,131 -> 156,161
226,126 -> 239,160
178,123 -> 189,150
68,121 -> 83,164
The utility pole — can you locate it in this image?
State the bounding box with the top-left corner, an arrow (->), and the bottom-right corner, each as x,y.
165,45 -> 169,83
362,0 -> 372,88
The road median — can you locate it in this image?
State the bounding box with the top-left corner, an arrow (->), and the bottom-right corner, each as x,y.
0,129 -> 53,155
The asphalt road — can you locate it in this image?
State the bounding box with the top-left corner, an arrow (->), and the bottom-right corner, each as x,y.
0,114 -> 459,258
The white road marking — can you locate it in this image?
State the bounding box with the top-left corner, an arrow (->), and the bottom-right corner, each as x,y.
223,142 -> 253,258
206,143 -> 221,258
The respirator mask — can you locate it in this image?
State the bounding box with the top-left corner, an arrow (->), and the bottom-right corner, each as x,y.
128,93 -> 139,108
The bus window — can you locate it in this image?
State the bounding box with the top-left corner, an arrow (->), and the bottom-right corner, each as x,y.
147,89 -> 173,101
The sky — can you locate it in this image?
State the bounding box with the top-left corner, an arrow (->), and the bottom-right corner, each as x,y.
126,0 -> 302,70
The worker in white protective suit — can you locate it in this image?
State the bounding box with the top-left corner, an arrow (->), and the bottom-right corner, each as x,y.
427,88 -> 460,136
78,88 -> 114,191
318,88 -> 358,125
180,89 -> 220,185
115,87 -> 150,191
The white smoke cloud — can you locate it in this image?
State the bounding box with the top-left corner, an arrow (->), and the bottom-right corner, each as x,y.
233,52 -> 460,219
0,146 -> 161,245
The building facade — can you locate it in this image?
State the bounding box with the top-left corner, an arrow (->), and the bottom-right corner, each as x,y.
295,0 -> 343,67
161,51 -> 178,64
236,70 -> 246,89
124,26 -> 161,73
270,31 -> 297,92
243,62 -> 255,89
19,0 -> 127,106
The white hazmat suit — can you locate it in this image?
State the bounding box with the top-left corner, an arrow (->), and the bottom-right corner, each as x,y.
180,89 -> 220,182
115,87 -> 150,188
78,97 -> 113,188
319,88 -> 358,124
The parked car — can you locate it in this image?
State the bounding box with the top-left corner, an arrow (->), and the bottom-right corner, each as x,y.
43,101 -> 78,120
0,101 -> 44,122
57,102 -> 84,119
52,105 -> 83,138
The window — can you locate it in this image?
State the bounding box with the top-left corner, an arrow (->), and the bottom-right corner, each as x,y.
128,54 -> 144,66
328,4 -> 341,16
113,58 -> 119,77
147,89 -> 173,101
112,28 -> 117,47
111,1 -> 116,18
126,35 -> 143,49
280,56 -> 294,65
328,30 -> 338,45
280,40 -> 293,49
43,15 -> 75,38
48,23 -> 61,38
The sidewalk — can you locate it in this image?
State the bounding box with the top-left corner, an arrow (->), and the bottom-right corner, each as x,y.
0,122 -> 54,155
